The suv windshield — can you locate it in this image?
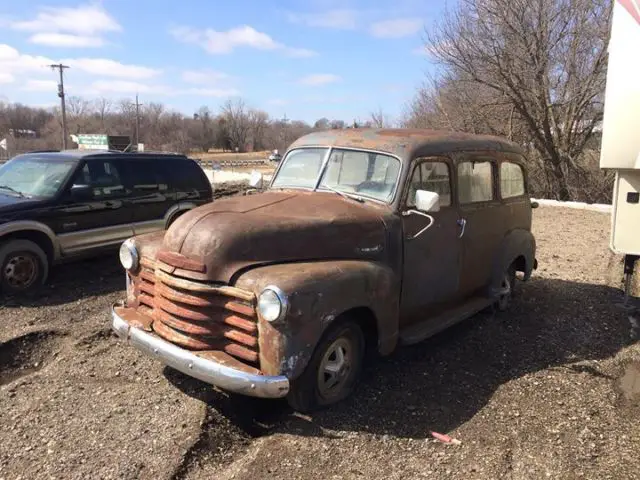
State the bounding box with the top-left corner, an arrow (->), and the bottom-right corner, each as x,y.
271,147 -> 401,203
0,155 -> 77,199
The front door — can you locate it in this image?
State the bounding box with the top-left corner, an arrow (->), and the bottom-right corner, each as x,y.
400,157 -> 462,325
54,158 -> 135,256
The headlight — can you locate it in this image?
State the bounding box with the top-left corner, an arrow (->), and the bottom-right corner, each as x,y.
119,239 -> 139,271
258,286 -> 288,323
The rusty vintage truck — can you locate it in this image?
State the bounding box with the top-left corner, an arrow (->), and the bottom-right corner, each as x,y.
111,129 -> 537,412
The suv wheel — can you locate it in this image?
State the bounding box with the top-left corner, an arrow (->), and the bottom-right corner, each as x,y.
0,240 -> 48,294
287,318 -> 365,413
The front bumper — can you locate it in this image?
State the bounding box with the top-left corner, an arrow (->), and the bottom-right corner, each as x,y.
111,304 -> 290,399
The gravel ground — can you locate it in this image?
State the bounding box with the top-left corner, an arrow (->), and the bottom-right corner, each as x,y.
1,205 -> 639,480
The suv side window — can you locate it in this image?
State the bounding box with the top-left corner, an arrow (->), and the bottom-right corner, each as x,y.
407,160 -> 452,207
457,159 -> 494,204
170,159 -> 210,192
127,159 -> 169,193
500,161 -> 525,198
73,159 -> 127,199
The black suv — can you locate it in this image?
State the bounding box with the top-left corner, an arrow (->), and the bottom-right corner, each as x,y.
0,150 -> 212,293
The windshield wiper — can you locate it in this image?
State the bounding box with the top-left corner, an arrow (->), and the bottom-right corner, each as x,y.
319,184 -> 365,203
0,185 -> 25,198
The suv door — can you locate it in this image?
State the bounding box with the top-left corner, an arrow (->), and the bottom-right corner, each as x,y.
399,157 -> 462,325
124,158 -> 176,235
456,153 -> 503,296
55,158 -> 135,255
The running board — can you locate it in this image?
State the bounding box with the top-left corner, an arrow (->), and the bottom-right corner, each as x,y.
398,297 -> 493,346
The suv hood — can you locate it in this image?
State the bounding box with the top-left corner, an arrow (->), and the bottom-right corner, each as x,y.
160,190 -> 389,283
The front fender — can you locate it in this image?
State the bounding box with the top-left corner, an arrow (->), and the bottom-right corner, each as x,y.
234,260 -> 399,379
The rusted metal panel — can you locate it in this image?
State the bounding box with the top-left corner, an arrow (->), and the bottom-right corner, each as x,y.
156,249 -> 206,273
160,191 -> 390,284
235,260 -> 400,378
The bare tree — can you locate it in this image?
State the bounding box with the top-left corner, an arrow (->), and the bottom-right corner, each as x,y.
248,109 -> 269,151
94,97 -> 112,131
221,98 -> 251,152
425,0 -> 611,200
370,107 -> 393,128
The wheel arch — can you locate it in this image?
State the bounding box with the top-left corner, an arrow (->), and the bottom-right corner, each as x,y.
234,260 -> 400,379
0,221 -> 59,262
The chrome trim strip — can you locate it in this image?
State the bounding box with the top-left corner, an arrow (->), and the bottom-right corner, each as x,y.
111,305 -> 290,399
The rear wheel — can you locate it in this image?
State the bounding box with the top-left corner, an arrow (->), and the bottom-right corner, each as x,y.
495,265 -> 517,312
287,318 -> 365,413
0,239 -> 48,294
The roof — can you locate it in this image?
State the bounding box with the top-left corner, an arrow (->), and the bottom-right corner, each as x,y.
288,128 -> 524,158
13,150 -> 188,162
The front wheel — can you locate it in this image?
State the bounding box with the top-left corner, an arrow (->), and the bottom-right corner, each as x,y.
0,239 -> 48,294
287,319 -> 365,413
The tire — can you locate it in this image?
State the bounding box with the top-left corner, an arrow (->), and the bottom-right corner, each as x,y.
0,239 -> 48,294
495,264 -> 517,312
286,318 -> 365,413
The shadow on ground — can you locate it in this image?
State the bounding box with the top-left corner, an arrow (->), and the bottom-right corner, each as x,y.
167,277 -> 633,440
1,252 -> 123,307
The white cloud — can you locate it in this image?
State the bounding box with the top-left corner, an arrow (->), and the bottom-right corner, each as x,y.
0,44 -> 54,76
0,72 -> 14,84
170,25 -> 317,57
29,33 -> 105,48
298,73 -> 341,86
63,58 -> 161,79
22,79 -> 58,92
183,87 -> 240,97
12,4 -> 121,35
286,9 -> 358,29
182,69 -> 230,84
10,4 -> 121,49
369,18 -> 422,38
84,80 -> 171,95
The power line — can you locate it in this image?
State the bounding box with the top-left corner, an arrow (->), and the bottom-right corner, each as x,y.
49,64 -> 69,149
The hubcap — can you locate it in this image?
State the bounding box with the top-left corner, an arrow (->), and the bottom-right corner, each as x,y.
3,254 -> 38,289
317,337 -> 353,400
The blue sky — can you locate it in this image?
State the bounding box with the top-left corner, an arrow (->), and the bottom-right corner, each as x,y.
0,0 -> 449,124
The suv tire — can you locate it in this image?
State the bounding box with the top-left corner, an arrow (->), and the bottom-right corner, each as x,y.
0,239 -> 48,294
286,318 -> 365,413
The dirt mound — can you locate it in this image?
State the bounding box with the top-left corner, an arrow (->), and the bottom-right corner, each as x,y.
0,330 -> 64,385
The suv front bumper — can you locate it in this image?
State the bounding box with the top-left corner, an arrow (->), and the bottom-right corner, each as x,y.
111,304 -> 290,399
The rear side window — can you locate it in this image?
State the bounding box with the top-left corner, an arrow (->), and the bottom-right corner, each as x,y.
169,159 -> 210,192
500,162 -> 525,198
457,160 -> 494,204
407,160 -> 452,207
74,159 -> 127,199
126,159 -> 169,193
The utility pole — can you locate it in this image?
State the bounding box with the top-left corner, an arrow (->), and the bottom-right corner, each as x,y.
131,93 -> 141,149
49,64 -> 69,149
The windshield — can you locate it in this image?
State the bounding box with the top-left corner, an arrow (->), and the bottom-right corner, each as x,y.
271,147 -> 401,203
0,156 -> 77,199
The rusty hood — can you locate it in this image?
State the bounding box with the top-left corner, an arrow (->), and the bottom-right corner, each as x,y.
160,190 -> 390,283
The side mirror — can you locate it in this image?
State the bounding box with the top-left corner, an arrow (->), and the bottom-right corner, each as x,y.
249,170 -> 264,189
70,184 -> 93,201
415,190 -> 440,212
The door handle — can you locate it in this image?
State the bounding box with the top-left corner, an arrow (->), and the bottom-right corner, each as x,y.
104,201 -> 119,208
457,218 -> 467,238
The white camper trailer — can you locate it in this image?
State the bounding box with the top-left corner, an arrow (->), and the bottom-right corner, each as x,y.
600,0 -> 640,294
